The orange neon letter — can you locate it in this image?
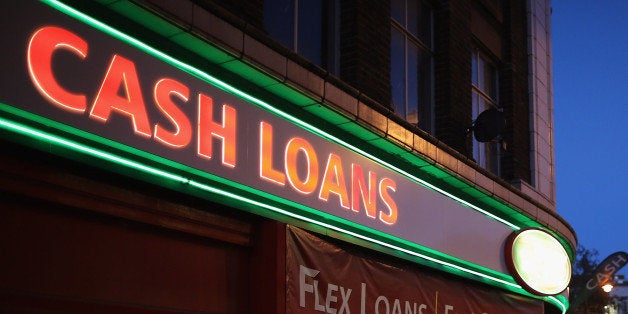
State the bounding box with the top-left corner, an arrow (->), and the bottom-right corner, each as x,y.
197,94 -> 237,168
285,137 -> 318,194
259,122 -> 286,185
378,178 -> 398,225
351,164 -> 377,219
90,55 -> 152,137
153,78 -> 192,148
27,26 -> 88,112
319,154 -> 350,209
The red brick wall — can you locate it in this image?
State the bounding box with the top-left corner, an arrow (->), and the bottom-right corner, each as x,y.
502,0 -> 532,183
434,0 -> 474,154
340,0 -> 392,107
160,0 -> 533,182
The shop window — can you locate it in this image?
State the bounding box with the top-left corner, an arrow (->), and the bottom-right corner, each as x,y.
390,0 -> 433,132
263,0 -> 340,74
471,50 -> 501,175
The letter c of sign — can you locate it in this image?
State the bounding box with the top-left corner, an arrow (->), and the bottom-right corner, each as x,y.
586,278 -> 598,290
28,26 -> 89,113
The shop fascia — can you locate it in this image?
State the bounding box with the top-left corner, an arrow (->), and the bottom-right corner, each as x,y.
0,1 -> 571,311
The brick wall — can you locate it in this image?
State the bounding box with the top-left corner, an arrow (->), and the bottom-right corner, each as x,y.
432,0 -> 532,184
434,0 -> 474,154
340,0 -> 391,107
501,0 -> 532,184
154,0 -> 535,191
201,0 -> 264,29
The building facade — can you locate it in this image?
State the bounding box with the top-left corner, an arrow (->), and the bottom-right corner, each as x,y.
0,0 -> 575,313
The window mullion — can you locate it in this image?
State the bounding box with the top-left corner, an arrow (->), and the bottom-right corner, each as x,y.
293,0 -> 299,52
471,85 -> 498,108
391,20 -> 431,54
404,35 -> 409,119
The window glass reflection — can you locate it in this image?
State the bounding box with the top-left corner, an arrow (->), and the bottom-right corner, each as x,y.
264,0 -> 338,73
390,0 -> 433,131
471,51 -> 500,175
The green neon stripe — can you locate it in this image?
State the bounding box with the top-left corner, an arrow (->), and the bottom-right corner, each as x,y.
547,295 -> 568,314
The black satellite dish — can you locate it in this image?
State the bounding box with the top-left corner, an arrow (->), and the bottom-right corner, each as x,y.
472,107 -> 505,142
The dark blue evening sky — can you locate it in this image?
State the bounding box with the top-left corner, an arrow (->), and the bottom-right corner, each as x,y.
552,1 -> 628,262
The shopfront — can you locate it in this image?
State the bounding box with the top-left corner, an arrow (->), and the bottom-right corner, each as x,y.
0,1 -> 573,313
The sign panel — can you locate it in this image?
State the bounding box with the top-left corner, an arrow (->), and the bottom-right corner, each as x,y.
287,226 -> 543,313
0,1 -> 512,273
505,228 -> 572,296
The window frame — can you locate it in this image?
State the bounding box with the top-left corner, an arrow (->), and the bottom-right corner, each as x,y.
390,0 -> 434,133
263,0 -> 340,74
471,49 -> 501,176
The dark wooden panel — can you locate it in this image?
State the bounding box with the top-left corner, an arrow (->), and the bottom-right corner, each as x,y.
0,146 -> 253,246
0,195 -> 250,313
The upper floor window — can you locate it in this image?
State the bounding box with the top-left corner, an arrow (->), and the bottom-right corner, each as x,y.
471,50 -> 501,175
264,0 -> 340,74
390,0 -> 433,132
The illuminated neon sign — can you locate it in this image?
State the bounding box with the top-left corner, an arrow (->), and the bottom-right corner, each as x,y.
0,3 -> 569,299
25,24 -> 400,227
0,2 -> 576,310
3,0 -> 504,274
13,17 -> 515,270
